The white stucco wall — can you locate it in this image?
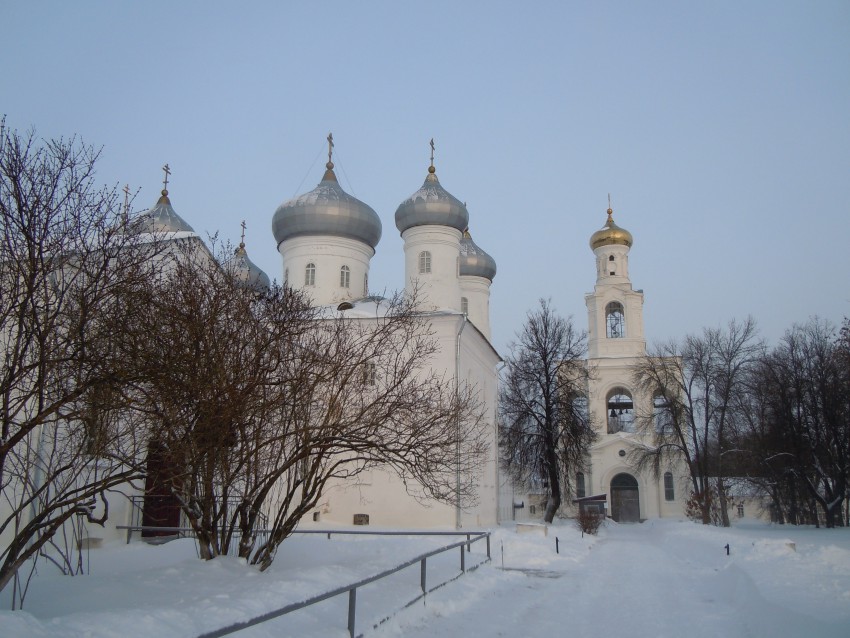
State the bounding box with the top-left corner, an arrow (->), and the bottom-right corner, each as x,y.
401,226 -> 462,312
319,313 -> 501,529
279,235 -> 374,305
459,275 -> 492,340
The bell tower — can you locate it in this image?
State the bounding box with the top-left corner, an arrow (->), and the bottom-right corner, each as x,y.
585,198 -> 645,359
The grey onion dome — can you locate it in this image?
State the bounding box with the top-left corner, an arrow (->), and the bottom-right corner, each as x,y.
233,243 -> 271,290
394,167 -> 469,234
272,164 -> 382,249
130,190 -> 196,234
459,229 -> 497,281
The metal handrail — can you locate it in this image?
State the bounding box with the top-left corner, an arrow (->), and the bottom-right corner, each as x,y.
189,530 -> 491,638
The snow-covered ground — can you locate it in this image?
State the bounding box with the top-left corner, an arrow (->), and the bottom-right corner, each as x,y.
1,519 -> 848,637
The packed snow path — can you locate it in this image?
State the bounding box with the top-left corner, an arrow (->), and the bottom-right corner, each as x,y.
375,521 -> 850,638
2,519 -> 848,636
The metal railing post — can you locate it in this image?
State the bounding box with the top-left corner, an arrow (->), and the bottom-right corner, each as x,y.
460,545 -> 465,572
347,588 -> 356,638
486,533 -> 491,559
420,558 -> 427,594
466,533 -> 471,552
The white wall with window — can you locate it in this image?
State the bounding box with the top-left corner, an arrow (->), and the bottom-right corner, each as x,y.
458,275 -> 492,340
278,235 -> 375,305
401,226 -> 463,311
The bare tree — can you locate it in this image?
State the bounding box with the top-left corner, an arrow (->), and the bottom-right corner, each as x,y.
499,298 -> 595,523
632,318 -> 762,525
0,124 -> 159,599
115,243 -> 487,567
740,319 -> 849,528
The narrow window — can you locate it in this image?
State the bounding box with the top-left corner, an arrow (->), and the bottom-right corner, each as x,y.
419,251 -> 432,274
364,273 -> 368,295
361,362 -> 376,386
284,268 -> 289,285
609,255 -> 615,261
340,265 -> 350,288
664,472 -> 674,501
305,263 -> 316,286
605,301 -> 625,338
576,472 -> 586,499
461,297 -> 469,315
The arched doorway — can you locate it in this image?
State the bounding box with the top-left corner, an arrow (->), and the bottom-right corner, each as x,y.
610,473 -> 640,522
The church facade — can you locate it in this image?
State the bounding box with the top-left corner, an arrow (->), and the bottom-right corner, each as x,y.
268,143 -> 501,528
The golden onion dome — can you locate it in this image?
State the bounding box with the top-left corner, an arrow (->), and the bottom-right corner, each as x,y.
590,207 -> 633,250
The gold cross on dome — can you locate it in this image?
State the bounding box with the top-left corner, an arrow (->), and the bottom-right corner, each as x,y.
240,220 -> 246,245
162,163 -> 171,191
429,138 -> 435,167
327,133 -> 334,164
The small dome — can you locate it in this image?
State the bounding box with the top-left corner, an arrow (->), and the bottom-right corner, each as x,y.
272,164 -> 381,249
459,229 -> 497,281
232,243 -> 270,290
395,167 -> 469,234
130,190 -> 195,235
590,207 -> 633,250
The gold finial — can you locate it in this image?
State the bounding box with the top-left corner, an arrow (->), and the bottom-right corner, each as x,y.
428,138 -> 436,174
607,193 -> 614,221
161,163 -> 171,196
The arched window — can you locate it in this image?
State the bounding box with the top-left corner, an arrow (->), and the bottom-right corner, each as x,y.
653,394 -> 673,434
606,387 -> 634,433
305,263 -> 316,286
576,472 -> 586,499
606,301 -> 625,338
461,297 -> 469,315
419,251 -> 432,274
664,472 -> 674,501
340,265 -> 350,288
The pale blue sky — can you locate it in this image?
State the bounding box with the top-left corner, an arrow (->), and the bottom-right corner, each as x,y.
4,1 -> 849,355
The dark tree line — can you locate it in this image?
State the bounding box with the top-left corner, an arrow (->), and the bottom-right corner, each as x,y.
634,317 -> 850,528
731,318 -> 849,528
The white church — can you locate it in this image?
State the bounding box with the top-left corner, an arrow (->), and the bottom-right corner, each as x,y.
105,140 -> 505,538
267,142 -> 502,529
3,141 -> 690,561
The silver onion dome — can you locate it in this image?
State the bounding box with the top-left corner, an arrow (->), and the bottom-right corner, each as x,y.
130,190 -> 195,235
272,163 -> 382,249
232,243 -> 271,290
394,166 -> 469,234
459,229 -> 497,281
